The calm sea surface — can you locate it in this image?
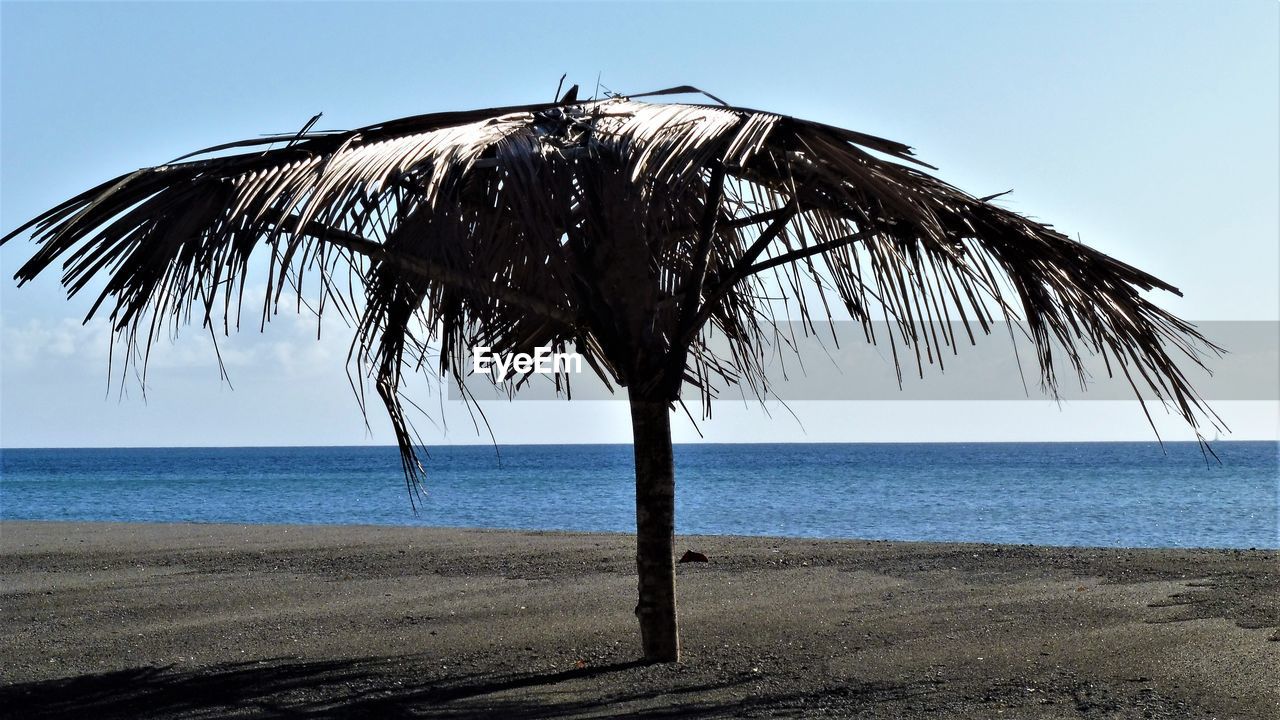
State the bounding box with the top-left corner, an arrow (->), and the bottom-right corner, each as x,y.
1,442 -> 1276,548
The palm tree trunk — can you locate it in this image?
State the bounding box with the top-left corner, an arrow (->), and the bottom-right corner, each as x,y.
628,388 -> 680,663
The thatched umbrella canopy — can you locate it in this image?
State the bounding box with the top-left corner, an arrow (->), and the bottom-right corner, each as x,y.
2,86 -> 1218,662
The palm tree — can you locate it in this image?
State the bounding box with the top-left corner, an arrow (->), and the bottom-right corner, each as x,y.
2,86 -> 1218,663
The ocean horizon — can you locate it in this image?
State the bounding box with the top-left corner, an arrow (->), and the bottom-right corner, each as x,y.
2,441 -> 1277,549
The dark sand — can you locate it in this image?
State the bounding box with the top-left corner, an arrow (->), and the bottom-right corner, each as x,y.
0,522 -> 1275,718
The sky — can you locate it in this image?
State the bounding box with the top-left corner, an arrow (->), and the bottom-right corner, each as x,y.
1,1 -> 1277,448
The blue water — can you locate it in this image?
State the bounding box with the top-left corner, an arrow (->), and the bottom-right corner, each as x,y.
1,442 -> 1276,548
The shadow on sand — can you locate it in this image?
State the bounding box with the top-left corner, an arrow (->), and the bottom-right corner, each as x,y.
0,655 -> 783,718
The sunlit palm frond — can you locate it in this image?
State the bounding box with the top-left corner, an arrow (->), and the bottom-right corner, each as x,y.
2,89 -> 1221,482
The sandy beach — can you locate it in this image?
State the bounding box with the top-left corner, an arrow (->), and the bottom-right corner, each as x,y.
0,521 -> 1275,718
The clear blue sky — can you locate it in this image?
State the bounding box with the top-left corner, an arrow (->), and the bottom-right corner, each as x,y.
2,1 -> 1276,447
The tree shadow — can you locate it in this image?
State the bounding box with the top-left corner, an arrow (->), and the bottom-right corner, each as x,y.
0,655 -> 770,719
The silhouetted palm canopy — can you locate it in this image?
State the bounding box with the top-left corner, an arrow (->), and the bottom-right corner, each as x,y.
3,85 -> 1222,662
4,88 -> 1217,452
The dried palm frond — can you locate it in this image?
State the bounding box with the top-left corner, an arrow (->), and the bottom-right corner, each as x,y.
2,88 -> 1222,483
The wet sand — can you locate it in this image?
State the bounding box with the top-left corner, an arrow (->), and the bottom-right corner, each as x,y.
1,521 -> 1276,718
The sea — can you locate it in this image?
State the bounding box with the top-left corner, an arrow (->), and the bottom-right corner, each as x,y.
1,442 -> 1276,549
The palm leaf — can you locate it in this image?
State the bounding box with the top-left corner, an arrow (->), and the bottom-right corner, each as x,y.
2,90 -> 1222,482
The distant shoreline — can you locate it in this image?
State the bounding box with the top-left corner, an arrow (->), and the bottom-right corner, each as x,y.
2,518 -> 1277,552
4,438 -> 1277,451
2,521 -> 1275,718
